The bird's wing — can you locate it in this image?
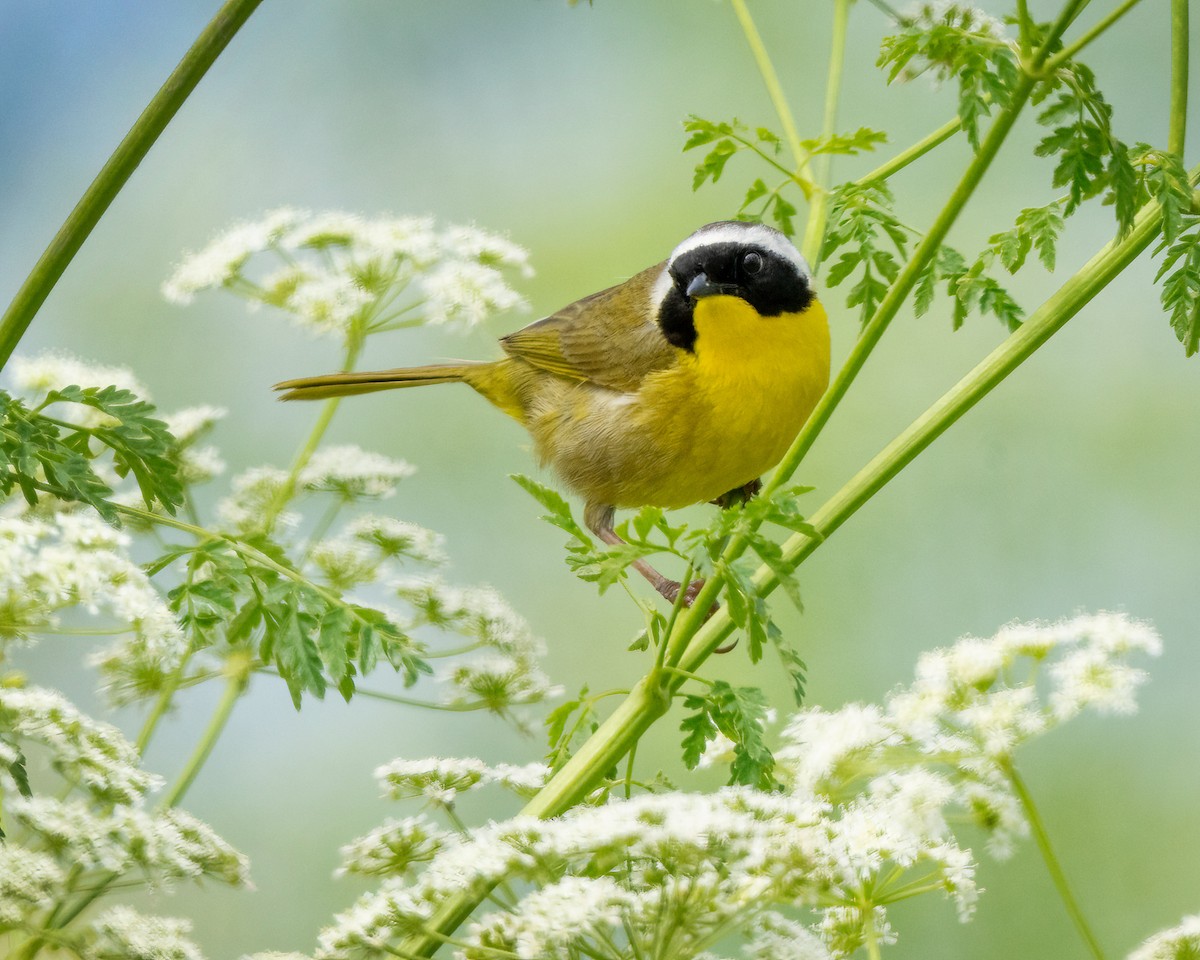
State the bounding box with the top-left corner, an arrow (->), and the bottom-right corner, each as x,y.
499,262 -> 678,392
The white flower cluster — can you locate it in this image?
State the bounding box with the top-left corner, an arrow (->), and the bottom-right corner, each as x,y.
396,578 -> 561,712
84,905 -> 202,960
0,512 -> 187,706
317,783 -> 964,960
163,209 -> 532,336
7,351 -> 226,487
1128,914 -> 1200,960
0,686 -> 249,947
780,611 -> 1160,859
309,515 -> 446,591
317,613 -> 1159,960
374,756 -> 549,805
901,1 -> 1010,41
9,352 -> 149,405
335,814 -> 446,879
217,449 -> 415,539
300,446 -> 416,501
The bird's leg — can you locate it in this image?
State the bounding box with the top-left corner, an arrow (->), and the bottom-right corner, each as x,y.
584,503 -> 713,612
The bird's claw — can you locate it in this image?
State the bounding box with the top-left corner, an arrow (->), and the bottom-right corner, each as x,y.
661,578 -> 720,621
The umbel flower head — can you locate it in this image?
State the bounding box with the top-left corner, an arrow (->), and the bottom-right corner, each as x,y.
163,209 -> 532,337
0,685 -> 250,952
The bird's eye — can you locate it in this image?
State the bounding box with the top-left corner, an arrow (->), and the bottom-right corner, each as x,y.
741,251 -> 763,275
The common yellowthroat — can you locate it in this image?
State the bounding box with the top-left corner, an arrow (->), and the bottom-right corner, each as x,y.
276,221 -> 830,607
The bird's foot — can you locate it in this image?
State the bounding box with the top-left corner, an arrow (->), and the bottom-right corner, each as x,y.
659,578 -> 720,620
711,478 -> 763,509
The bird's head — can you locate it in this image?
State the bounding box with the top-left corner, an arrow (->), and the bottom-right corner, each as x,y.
654,220 -> 815,351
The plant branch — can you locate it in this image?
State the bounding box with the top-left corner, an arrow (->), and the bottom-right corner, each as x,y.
0,0 -> 265,373
855,117 -> 962,187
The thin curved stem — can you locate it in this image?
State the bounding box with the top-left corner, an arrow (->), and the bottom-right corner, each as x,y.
855,117 -> 961,188
0,0 -> 266,373
158,653 -> 251,809
1004,760 -> 1107,960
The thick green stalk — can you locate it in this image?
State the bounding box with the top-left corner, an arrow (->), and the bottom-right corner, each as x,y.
677,174 -> 1180,669
766,72 -> 1037,500
0,0 -> 265,373
800,0 -> 854,265
1170,0 -> 1189,157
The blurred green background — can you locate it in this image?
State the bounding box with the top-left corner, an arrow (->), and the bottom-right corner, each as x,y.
2,1 -> 1197,957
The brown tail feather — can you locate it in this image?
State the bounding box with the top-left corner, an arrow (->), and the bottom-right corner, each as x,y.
274,363 -> 478,401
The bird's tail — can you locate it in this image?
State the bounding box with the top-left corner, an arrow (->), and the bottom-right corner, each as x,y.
274,363 -> 481,401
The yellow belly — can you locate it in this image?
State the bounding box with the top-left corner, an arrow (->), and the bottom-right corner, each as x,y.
530,296 -> 830,509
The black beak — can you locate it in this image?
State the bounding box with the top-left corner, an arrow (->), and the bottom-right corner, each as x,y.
686,271 -> 738,299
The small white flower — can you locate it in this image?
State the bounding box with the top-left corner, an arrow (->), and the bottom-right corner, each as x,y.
0,685 -> 158,803
87,905 -> 203,960
345,515 -> 445,565
337,815 -> 446,878
0,844 -> 64,924
420,260 -> 526,328
217,466 -> 293,535
287,269 -> 377,336
746,914 -> 832,960
8,352 -> 149,400
300,445 -> 415,500
162,405 -> 227,444
446,654 -> 560,711
469,875 -> 628,959
309,537 -> 380,591
1128,914 -> 1200,960
163,207 -> 305,303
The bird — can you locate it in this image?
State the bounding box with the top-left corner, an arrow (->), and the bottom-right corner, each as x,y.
276,220 -> 831,609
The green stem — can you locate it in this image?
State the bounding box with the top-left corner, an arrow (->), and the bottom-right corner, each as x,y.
0,0 -> 265,373
1016,0 -> 1033,58
135,646 -> 197,755
1170,0 -> 1189,158
801,0 -> 853,266
729,0 -> 808,179
159,652 -> 251,809
1004,761 -> 1107,960
264,333 -> 365,533
1041,0 -> 1146,75
855,117 -> 962,187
